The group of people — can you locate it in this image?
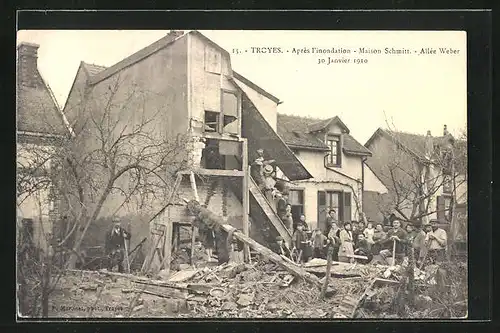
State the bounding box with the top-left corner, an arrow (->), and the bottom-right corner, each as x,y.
251,148 -> 294,233
272,210 -> 448,268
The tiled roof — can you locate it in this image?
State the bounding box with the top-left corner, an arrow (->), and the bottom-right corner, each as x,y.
369,128 -> 454,160
17,67 -> 67,136
308,116 -> 350,134
276,114 -> 372,155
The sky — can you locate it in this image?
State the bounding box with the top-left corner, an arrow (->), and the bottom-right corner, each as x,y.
16,30 -> 467,144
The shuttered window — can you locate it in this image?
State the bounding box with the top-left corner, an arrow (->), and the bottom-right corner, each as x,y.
322,191 -> 352,223
326,135 -> 342,167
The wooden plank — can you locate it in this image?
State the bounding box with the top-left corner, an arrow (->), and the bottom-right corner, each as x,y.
179,169 -> 245,177
221,224 -> 322,288
167,268 -> 200,283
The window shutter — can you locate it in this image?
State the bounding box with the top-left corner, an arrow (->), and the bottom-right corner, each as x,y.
317,191 -> 327,230
338,192 -> 344,222
436,195 -> 445,221
338,134 -> 343,166
343,192 -> 351,222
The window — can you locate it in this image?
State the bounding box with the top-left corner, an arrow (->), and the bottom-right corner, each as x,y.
288,189 -> 304,224
321,191 -> 352,223
327,135 -> 341,166
204,111 -> 220,132
222,91 -> 239,134
326,191 -> 341,221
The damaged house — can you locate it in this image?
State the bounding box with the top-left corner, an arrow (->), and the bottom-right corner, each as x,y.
61,30 -> 312,270
276,114 -> 388,231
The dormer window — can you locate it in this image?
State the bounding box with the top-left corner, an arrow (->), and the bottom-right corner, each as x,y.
327,135 -> 342,167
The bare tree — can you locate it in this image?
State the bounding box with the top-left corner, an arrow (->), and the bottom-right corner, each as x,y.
372,123 -> 467,223
17,74 -> 192,274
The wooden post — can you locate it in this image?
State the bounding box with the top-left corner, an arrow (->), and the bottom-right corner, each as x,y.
162,205 -> 173,275
391,239 -> 397,266
320,244 -> 333,299
189,172 -> 199,266
241,139 -> 251,263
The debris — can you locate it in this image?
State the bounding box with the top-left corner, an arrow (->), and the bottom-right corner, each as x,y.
209,287 -> 226,298
221,301 -> 238,311
279,275 -> 295,287
304,258 -> 328,267
186,201 -> 322,288
133,304 -> 144,312
121,288 -> 135,293
236,293 -> 254,307
79,283 -> 98,291
167,269 -> 200,283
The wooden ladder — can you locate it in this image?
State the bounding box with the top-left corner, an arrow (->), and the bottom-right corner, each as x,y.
248,176 -> 293,246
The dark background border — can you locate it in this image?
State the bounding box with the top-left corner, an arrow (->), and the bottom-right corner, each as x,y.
2,7 -> 493,332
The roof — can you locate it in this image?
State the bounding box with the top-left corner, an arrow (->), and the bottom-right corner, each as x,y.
276,114 -> 372,156
241,93 -> 312,181
88,31 -> 187,85
82,62 -> 108,76
233,71 -> 280,103
307,116 -> 350,134
17,57 -> 68,136
365,128 -> 455,161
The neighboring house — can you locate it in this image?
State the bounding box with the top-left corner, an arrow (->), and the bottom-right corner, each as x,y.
275,114 -> 388,231
16,42 -> 71,252
364,126 -> 467,232
62,30 -> 310,257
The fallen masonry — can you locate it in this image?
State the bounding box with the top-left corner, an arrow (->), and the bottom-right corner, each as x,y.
49,200 -> 467,319
49,254 -> 467,318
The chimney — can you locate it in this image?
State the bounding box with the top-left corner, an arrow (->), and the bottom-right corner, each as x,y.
17,42 -> 40,88
424,130 -> 433,159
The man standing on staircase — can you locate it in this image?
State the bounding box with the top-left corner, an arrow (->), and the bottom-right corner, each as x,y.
105,217 -> 131,273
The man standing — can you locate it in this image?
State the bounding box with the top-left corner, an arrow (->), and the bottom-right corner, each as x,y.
424,220 -> 448,263
105,217 -> 131,273
377,219 -> 408,265
276,192 -> 288,219
406,222 -> 426,265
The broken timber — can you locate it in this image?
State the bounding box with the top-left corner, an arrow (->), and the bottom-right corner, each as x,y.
185,198 -> 322,288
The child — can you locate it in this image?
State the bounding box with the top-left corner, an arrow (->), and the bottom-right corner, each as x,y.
292,224 -> 309,263
338,222 -> 355,263
312,229 -> 327,259
364,222 -> 375,245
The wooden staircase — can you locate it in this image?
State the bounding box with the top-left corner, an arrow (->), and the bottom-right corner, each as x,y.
247,177 -> 293,246
226,176 -> 293,247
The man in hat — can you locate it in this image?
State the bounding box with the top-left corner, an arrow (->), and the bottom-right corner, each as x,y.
105,217 -> 131,272
270,235 -> 291,258
376,219 -> 408,265
262,164 -> 277,203
423,220 -> 448,264
405,222 -> 426,265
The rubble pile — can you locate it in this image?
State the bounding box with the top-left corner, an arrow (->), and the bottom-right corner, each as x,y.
48,259 -> 467,319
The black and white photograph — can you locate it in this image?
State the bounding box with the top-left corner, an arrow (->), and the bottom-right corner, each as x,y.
16,28 -> 468,319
